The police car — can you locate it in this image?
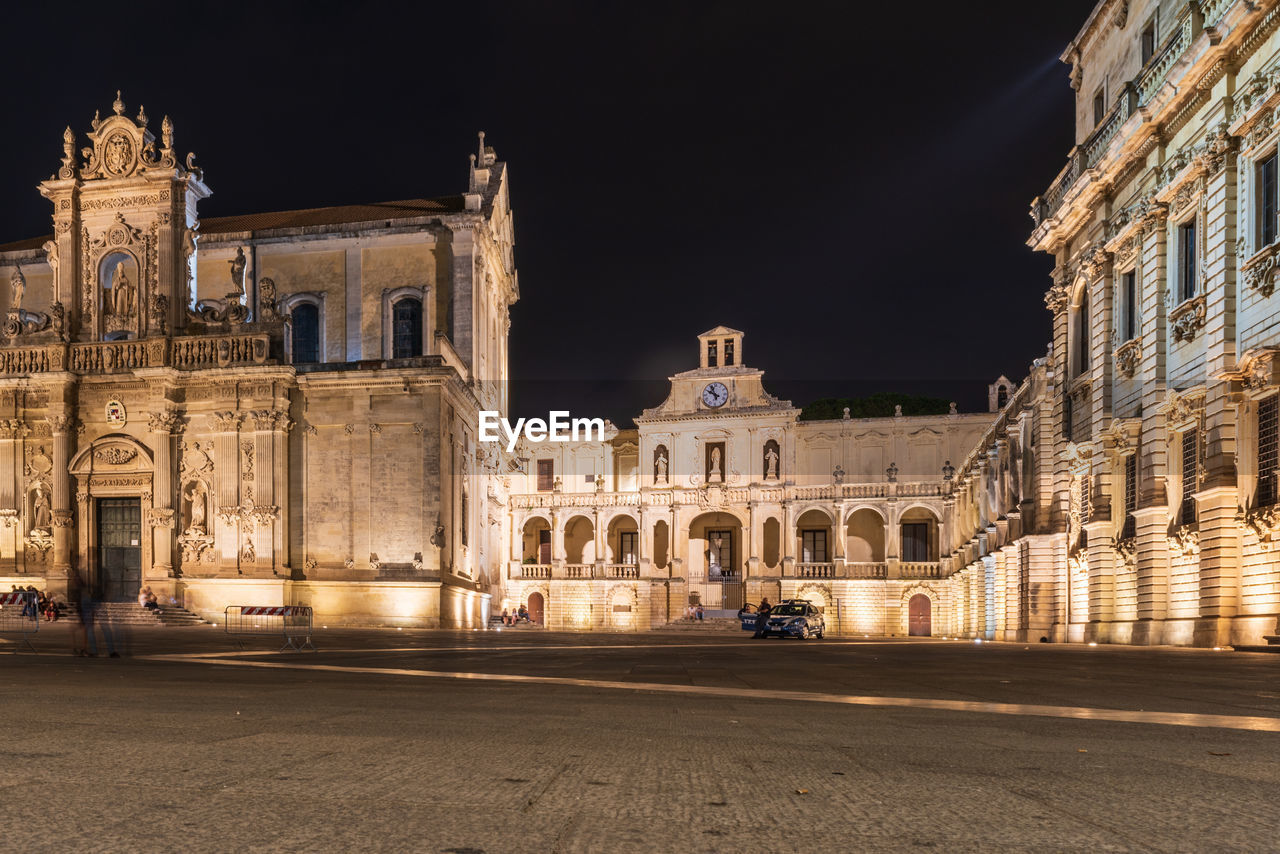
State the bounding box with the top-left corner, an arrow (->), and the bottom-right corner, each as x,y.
742,599 -> 825,639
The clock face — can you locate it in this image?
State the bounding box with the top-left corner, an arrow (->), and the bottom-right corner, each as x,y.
702,382 -> 729,408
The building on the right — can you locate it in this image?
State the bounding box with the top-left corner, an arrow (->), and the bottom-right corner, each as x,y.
1014,0 -> 1280,646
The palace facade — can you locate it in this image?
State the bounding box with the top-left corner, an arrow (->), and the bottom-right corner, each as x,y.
0,94 -> 515,626
1023,0 -> 1280,645
499,327 -> 1005,634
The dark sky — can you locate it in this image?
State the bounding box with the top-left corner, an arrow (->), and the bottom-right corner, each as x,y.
0,1 -> 1094,425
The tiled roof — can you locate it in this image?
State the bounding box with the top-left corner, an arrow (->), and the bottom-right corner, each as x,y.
0,235 -> 51,254
0,196 -> 467,255
200,197 -> 466,234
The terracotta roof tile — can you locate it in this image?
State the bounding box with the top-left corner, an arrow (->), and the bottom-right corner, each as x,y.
200,197 -> 465,234
0,235 -> 51,254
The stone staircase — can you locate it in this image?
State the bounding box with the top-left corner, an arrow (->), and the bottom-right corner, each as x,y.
85,602 -> 207,627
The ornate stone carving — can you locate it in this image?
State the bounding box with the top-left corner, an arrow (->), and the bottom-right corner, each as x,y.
1083,246 -> 1111,282
1241,505 -> 1280,549
303,557 -> 317,573
178,530 -> 215,565
1111,536 -> 1137,569
369,423 -> 382,435
344,558 -> 355,571
241,441 -> 254,481
1116,337 -> 1142,378
93,447 -> 136,465
1243,250 -> 1277,298
1167,525 -> 1200,557
1044,282 -> 1069,313
257,277 -> 280,321
240,537 -> 256,564
150,508 -> 175,529
1162,387 -> 1207,428
369,553 -> 381,572
211,411 -> 241,432
148,410 -> 182,434
1170,295 -> 1207,342
48,415 -> 76,434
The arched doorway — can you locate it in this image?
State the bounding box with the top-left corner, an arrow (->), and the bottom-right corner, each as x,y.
528,591 -> 545,625
687,511 -> 743,612
908,593 -> 931,636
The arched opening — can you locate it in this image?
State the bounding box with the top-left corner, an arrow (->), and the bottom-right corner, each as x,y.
908,593 -> 932,636
291,302 -> 320,363
688,511 -> 743,611
607,586 -> 637,630
763,517 -> 780,569
606,515 -> 639,575
99,251 -> 139,341
527,591 -> 545,625
1073,289 -> 1090,376
521,516 -> 551,567
563,514 -> 594,569
391,297 -> 423,358
795,508 -> 834,576
845,508 -> 885,567
899,507 -> 940,564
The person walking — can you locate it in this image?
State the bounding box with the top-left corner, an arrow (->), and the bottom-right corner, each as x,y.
752,597 -> 772,638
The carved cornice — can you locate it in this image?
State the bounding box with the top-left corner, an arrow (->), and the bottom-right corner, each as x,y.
1167,524 -> 1200,557
1160,385 -> 1207,430
148,410 -> 183,434
1045,282 -> 1070,314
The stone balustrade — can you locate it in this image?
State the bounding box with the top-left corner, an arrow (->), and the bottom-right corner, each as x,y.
898,561 -> 945,579
0,332 -> 272,376
845,562 -> 888,579
508,480 -> 946,511
797,562 -> 834,578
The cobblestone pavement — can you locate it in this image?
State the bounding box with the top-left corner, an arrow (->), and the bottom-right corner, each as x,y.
1,626 -> 1279,852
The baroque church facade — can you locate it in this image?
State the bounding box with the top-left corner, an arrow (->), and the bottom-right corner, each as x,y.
0,94 -> 515,626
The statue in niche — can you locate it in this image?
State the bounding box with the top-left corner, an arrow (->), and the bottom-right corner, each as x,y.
10,266 -> 24,311
228,247 -> 247,298
655,449 -> 668,483
30,483 -> 51,534
765,445 -> 779,480
183,482 -> 207,534
112,262 -> 135,318
709,446 -> 722,483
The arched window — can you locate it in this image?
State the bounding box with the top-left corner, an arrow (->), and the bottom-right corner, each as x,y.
392,297 -> 423,359
1075,293 -> 1090,375
291,302 -> 320,364
997,385 -> 1009,408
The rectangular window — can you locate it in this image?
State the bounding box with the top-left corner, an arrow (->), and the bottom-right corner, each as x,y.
1259,395 -> 1279,507
1261,152 -> 1278,247
1122,454 -> 1138,539
724,339 -> 734,366
460,492 -> 468,546
1063,394 -> 1073,440
901,522 -> 930,562
1079,473 -> 1091,523
618,532 -> 638,565
536,459 -> 554,492
707,341 -> 718,367
1179,220 -> 1197,302
1093,89 -> 1106,126
1180,430 -> 1198,526
1141,22 -> 1157,64
801,530 -> 828,563
1123,270 -> 1137,341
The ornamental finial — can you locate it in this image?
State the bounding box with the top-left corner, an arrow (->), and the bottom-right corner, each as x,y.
112,91 -> 124,116
136,105 -> 147,127
477,131 -> 486,165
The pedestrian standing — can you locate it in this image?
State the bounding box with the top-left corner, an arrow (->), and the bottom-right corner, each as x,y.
752,597 -> 772,638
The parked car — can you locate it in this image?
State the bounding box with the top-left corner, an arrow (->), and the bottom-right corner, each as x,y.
743,599 -> 825,639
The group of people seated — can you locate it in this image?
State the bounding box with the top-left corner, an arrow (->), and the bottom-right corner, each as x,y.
499,605 -> 530,625
137,586 -> 161,612
9,584 -> 63,621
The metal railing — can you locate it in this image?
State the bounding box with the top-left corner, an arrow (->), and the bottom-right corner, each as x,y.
223,605 -> 315,652
0,590 -> 39,653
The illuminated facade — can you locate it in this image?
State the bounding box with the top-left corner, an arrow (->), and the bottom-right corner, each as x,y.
0,95 -> 515,626
1022,0 -> 1280,645
502,328 -> 999,634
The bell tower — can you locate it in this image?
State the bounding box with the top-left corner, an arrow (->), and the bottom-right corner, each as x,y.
36,91 -> 211,342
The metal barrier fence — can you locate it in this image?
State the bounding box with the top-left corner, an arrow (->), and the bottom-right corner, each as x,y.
0,590 -> 39,652
224,605 -> 316,652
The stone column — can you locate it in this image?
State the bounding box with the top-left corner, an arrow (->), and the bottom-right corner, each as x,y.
0,419 -> 23,565
147,410 -> 181,587
211,411 -> 242,570
49,414 -> 75,576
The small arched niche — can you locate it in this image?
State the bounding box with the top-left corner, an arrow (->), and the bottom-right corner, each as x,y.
99,251 -> 141,340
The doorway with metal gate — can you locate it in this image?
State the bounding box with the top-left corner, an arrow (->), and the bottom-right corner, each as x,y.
97,498 -> 141,602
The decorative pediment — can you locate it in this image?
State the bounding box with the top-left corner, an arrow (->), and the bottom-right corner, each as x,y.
69,435 -> 153,476
1100,418 -> 1140,454
1169,295 -> 1207,343
1159,386 -> 1206,430
77,91 -> 186,180
1115,337 -> 1142,378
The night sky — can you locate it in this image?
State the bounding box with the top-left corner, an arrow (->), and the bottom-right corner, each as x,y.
0,1 -> 1094,425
